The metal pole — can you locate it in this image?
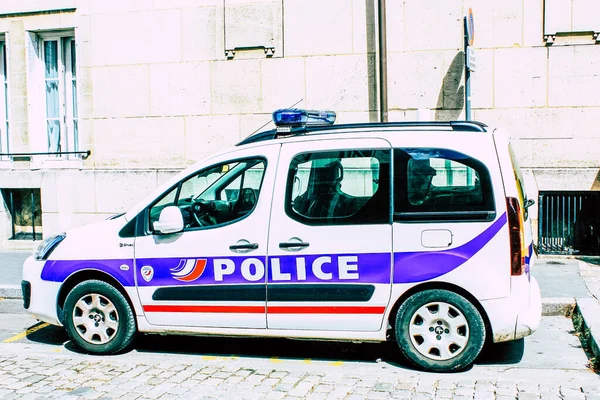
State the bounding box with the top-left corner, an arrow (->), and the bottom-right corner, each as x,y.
0,150 -> 91,158
378,0 -> 388,122
9,190 -> 15,239
31,190 -> 36,240
538,194 -> 544,253
464,16 -> 471,121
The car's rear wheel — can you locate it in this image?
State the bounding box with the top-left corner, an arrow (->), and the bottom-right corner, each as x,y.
395,289 -> 485,372
63,280 -> 136,354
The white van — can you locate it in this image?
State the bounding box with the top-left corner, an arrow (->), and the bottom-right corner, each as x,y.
22,109 -> 541,372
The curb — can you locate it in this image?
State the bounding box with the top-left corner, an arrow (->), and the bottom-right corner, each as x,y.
0,285 -> 22,299
541,297 -> 576,317
574,297 -> 600,367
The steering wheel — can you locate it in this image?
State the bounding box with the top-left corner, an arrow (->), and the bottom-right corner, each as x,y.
191,200 -> 216,227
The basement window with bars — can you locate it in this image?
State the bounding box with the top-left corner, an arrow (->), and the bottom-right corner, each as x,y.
1,188 -> 43,241
538,191 -> 600,256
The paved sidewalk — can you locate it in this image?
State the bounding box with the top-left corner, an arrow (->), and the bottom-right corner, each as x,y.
0,251 -> 30,299
576,257 -> 600,367
579,257 -> 600,301
0,251 -> 30,285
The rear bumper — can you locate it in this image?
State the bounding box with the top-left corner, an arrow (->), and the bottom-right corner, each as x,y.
481,275 -> 542,343
514,276 -> 542,339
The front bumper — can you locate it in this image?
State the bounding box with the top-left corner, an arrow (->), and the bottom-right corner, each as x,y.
21,280 -> 31,309
22,256 -> 62,326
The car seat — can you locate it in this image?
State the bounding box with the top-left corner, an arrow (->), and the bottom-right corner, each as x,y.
304,160 -> 346,219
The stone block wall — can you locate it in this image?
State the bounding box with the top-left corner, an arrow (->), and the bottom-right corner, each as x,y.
0,0 -> 598,245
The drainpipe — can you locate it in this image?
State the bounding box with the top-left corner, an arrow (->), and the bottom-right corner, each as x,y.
378,0 -> 388,122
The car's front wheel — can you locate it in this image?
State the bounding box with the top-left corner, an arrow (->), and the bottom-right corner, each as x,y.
395,289 -> 485,372
63,280 -> 136,354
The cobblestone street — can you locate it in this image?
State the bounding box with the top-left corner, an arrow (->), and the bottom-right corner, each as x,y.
0,349 -> 599,400
0,315 -> 599,399
3,259 -> 600,398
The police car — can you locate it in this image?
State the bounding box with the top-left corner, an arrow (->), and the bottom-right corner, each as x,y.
22,109 -> 541,372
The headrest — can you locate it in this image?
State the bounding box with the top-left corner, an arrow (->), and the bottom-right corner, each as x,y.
313,160 -> 343,184
411,159 -> 436,177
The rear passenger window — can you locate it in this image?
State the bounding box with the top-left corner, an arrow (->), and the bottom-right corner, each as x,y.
394,148 -> 495,220
286,150 -> 391,225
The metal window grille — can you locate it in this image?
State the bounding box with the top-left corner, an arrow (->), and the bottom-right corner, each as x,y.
1,188 -> 43,241
538,191 -> 600,255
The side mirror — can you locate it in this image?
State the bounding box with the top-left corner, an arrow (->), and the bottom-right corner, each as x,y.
153,206 -> 184,235
524,198 -> 535,209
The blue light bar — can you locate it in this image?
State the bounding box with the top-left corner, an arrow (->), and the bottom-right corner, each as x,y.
272,108 -> 336,127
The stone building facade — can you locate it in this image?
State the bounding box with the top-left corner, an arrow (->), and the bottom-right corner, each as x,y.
0,0 -> 599,249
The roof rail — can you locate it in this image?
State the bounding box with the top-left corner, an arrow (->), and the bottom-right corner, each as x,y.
237,120 -> 488,146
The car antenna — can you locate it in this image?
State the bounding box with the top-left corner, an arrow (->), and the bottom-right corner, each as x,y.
241,99 -> 304,141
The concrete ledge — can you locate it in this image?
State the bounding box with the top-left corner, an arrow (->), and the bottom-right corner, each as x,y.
541,297 -> 576,317
1,241 -> 37,251
574,297 -> 600,367
0,285 -> 22,299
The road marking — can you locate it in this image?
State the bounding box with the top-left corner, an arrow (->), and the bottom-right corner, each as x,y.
270,357 -> 282,363
3,322 -> 50,343
328,361 -> 344,367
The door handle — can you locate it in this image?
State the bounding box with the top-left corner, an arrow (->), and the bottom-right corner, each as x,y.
230,243 -> 258,250
229,242 -> 258,253
279,241 -> 310,251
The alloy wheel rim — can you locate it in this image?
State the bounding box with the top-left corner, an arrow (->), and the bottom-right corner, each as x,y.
72,293 -> 119,345
408,301 -> 469,360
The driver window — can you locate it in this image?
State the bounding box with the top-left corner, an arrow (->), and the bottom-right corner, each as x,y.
178,164 -> 229,203
153,187 -> 177,210
219,163 -> 265,202
149,158 -> 266,231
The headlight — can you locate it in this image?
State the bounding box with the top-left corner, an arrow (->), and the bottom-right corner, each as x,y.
34,234 -> 66,261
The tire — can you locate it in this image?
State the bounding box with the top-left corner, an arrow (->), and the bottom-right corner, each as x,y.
394,289 -> 485,372
63,280 -> 136,355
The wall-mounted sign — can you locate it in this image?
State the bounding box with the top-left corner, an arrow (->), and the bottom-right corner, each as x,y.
466,8 -> 475,46
466,47 -> 476,72
464,7 -> 476,121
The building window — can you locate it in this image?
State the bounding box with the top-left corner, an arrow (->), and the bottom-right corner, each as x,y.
544,0 -> 600,43
0,40 -> 9,160
224,0 -> 283,58
41,35 -> 77,156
